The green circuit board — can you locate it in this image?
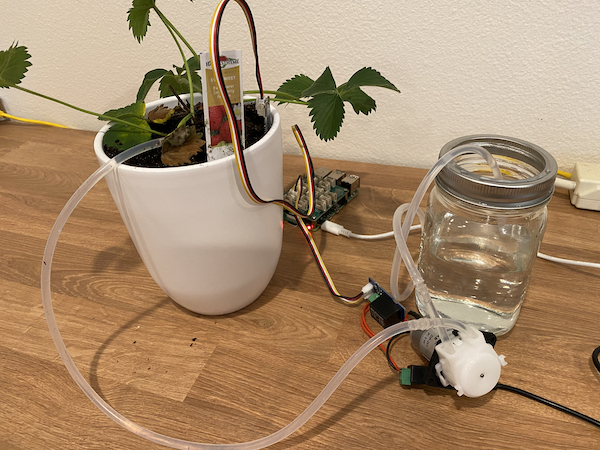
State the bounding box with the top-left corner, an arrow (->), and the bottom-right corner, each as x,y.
283,167 -> 360,230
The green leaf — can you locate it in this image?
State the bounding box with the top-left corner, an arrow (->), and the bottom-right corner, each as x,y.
185,55 -> 201,73
103,119 -> 152,152
136,68 -> 170,102
188,71 -> 202,94
307,93 -> 345,141
159,73 -> 185,97
147,105 -> 174,123
159,72 -> 201,98
0,43 -> 32,88
302,67 -> 337,97
340,86 -> 376,115
100,101 -> 146,122
275,74 -> 314,101
182,57 -> 202,94
344,67 -> 400,93
174,57 -> 200,75
127,0 -> 155,43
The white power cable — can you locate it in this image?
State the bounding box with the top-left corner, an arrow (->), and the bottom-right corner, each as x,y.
321,220 -> 600,269
536,252 -> 600,269
321,222 -> 600,270
322,173 -> 600,270
320,221 -> 419,241
554,178 -> 577,190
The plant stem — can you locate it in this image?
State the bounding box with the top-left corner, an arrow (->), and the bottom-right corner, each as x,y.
169,86 -> 191,114
13,86 -> 167,136
159,13 -> 196,119
177,112 -> 193,129
268,98 -> 308,106
244,90 -> 309,105
153,7 -> 201,65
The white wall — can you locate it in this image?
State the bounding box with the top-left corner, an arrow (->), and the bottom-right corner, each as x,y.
2,0 -> 600,170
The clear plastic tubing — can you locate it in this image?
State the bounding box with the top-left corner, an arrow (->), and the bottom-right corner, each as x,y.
389,145 -> 502,346
41,139 -> 483,450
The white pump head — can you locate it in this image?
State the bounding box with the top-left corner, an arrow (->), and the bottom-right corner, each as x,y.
434,326 -> 507,398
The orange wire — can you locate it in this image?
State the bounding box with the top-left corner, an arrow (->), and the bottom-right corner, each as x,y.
361,303 -> 400,371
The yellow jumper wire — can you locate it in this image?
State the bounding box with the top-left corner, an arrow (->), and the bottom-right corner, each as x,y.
0,111 -> 68,128
557,170 -> 572,179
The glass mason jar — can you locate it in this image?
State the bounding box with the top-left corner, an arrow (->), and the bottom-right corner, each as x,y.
416,135 -> 557,335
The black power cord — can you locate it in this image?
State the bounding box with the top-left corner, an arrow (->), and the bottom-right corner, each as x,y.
495,383 -> 600,429
593,345 -> 600,375
388,318 -> 600,429
386,332 -> 407,371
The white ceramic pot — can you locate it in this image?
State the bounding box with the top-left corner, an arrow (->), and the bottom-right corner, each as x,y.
94,96 -> 283,315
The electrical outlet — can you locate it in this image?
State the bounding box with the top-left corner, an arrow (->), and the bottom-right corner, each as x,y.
570,162 -> 600,211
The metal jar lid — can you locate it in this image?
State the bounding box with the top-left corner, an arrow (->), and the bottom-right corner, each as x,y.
436,135 -> 558,209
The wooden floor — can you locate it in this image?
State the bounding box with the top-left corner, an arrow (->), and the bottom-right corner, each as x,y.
1,122 -> 599,449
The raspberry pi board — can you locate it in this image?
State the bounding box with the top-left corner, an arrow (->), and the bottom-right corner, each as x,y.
283,167 -> 360,230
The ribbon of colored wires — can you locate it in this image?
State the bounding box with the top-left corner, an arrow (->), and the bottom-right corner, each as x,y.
209,0 -> 314,217
361,303 -> 400,370
296,216 -> 364,304
210,0 -> 364,303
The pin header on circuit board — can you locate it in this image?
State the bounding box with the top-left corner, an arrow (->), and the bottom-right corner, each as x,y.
283,168 -> 360,230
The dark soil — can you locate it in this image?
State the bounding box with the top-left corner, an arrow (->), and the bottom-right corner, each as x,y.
103,102 -> 266,168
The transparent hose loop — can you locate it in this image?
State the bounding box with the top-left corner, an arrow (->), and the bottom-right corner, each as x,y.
389,144 -> 502,347
390,205 -> 425,302
41,139 -> 477,450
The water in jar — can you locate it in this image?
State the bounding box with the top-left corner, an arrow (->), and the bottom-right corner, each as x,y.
416,190 -> 546,335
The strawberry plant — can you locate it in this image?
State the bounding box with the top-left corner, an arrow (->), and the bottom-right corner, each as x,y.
0,0 -> 400,165
273,66 -> 400,141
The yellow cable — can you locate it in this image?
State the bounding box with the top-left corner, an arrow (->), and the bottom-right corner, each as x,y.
296,216 -> 363,305
0,111 -> 69,128
557,170 -> 572,179
295,177 -> 302,209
